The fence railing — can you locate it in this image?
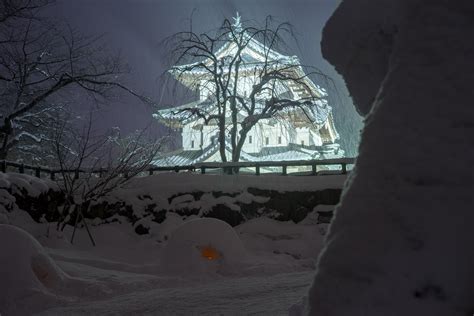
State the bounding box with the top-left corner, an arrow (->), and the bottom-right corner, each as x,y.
0,157 -> 356,180
194,157 -> 355,175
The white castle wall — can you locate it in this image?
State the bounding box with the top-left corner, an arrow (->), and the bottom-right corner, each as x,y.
182,118 -> 323,153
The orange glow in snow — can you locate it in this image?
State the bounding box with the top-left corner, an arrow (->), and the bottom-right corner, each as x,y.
200,246 -> 221,260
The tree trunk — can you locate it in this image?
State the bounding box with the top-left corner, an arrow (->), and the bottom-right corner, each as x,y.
0,118 -> 13,160
218,121 -> 227,162
232,127 -> 250,162
0,148 -> 8,160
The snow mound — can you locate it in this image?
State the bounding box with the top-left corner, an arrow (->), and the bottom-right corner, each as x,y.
161,218 -> 247,275
304,0 -> 474,315
0,224 -> 67,312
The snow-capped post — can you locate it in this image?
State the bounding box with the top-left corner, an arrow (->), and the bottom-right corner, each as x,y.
159,14 -> 337,166
341,162 -> 347,174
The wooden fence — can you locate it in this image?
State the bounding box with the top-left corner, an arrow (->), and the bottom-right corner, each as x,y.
0,157 -> 355,180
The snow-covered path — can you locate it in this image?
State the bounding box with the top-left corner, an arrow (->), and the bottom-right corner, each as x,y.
39,270 -> 312,315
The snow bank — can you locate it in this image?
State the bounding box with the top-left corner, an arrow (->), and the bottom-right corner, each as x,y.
0,224 -> 66,314
0,172 -> 61,227
103,173 -> 346,228
161,218 -> 247,275
237,217 -> 325,262
305,0 -> 474,315
0,169 -> 346,232
0,172 -> 56,199
119,172 -> 346,201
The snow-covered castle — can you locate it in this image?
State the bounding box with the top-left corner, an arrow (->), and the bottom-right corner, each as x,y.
153,14 -> 343,166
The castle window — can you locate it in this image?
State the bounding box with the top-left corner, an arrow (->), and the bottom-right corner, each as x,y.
265,137 -> 269,145
301,140 -> 305,146
191,140 -> 195,148
249,135 -> 252,144
278,136 -> 282,144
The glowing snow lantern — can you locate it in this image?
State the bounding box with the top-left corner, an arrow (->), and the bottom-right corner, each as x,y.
199,245 -> 221,260
162,218 -> 247,274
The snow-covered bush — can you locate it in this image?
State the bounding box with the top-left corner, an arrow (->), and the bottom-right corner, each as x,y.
0,173 -> 64,223
161,218 -> 247,275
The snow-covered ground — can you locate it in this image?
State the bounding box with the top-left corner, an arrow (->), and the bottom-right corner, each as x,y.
0,172 -> 338,315
0,217 -> 324,315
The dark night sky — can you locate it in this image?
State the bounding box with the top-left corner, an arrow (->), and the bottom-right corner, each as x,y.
50,0 -> 362,156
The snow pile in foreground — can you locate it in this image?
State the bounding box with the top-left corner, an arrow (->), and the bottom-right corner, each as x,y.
303,0 -> 474,315
162,218 -> 247,275
0,225 -> 68,314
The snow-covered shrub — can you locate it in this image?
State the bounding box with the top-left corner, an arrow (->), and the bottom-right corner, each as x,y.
161,218 -> 247,275
0,173 -> 64,223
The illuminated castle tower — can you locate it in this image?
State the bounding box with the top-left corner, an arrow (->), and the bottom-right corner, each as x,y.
153,13 -> 343,166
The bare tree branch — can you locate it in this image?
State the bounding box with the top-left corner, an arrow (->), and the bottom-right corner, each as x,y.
162,15 -> 332,163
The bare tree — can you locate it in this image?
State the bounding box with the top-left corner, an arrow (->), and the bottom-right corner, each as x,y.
163,15 -> 330,162
0,0 -> 149,160
8,102 -> 72,165
0,0 -> 52,25
51,111 -> 163,245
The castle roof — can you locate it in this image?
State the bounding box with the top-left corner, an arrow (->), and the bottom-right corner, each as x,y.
154,98 -> 333,128
170,27 -> 299,76
151,142 -> 344,167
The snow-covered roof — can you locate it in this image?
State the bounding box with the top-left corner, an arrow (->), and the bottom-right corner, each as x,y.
152,141 -> 220,166
152,142 -> 344,167
169,18 -> 300,82
306,101 -> 332,125
153,99 -> 216,126
154,98 -> 333,127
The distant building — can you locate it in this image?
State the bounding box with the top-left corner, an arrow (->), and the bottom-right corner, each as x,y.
153,14 -> 343,166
